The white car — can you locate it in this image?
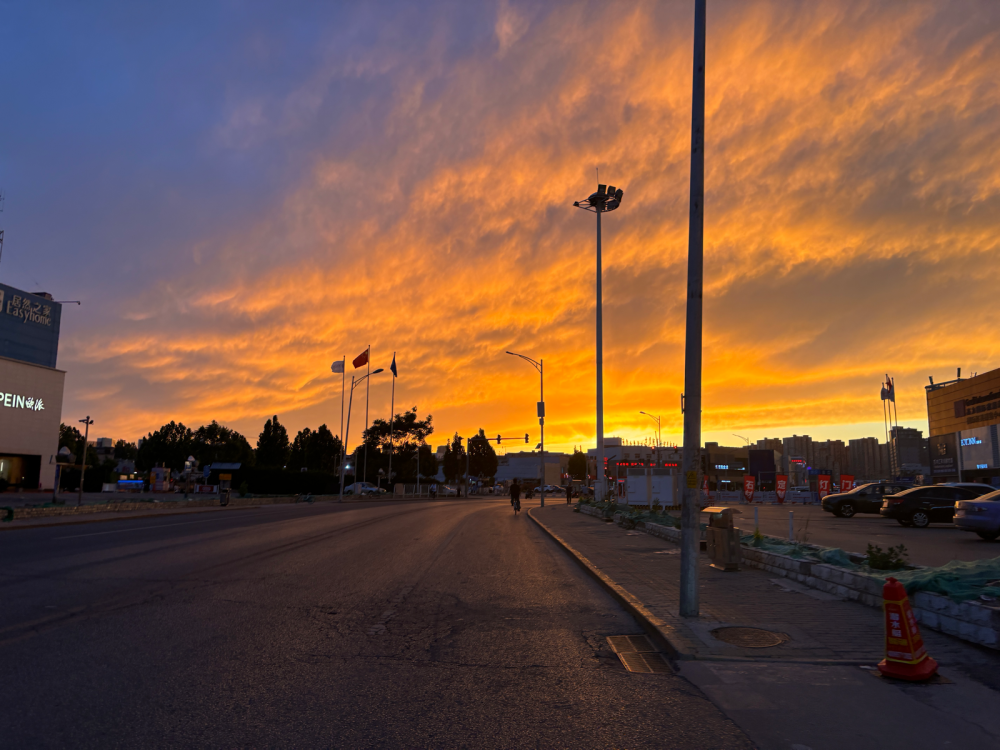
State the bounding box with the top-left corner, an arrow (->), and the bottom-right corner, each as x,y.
344,482 -> 383,496
437,485 -> 458,497
539,485 -> 565,495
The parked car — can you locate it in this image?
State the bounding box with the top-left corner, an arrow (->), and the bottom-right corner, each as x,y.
539,485 -> 564,495
941,482 -> 997,497
880,484 -> 982,527
437,485 -> 459,497
822,482 -> 911,518
954,489 -> 1000,540
343,482 -> 384,496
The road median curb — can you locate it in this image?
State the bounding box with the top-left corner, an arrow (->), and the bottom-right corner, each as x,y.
528,507 -> 691,661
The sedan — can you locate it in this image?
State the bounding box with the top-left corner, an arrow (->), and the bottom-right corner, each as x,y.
822,482 -> 910,518
954,490 -> 1000,540
880,485 -> 981,527
539,485 -> 565,495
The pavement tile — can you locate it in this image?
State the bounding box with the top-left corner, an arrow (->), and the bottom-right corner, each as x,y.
532,505 -> 1000,673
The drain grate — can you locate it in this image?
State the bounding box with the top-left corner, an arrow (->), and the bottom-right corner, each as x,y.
607,634 -> 657,654
619,651 -> 672,674
712,627 -> 789,648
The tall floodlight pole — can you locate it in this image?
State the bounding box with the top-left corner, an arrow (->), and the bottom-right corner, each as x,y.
77,416 -> 94,506
680,0 -> 707,619
388,353 -> 397,495
575,184 -> 625,502
507,351 -> 546,507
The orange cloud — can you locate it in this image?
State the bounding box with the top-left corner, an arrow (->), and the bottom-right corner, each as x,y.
62,0 -> 1000,453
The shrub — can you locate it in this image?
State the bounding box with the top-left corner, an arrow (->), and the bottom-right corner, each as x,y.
866,543 -> 909,571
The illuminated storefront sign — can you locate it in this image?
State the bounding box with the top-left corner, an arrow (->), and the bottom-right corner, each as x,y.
0,390 -> 45,411
961,437 -> 982,446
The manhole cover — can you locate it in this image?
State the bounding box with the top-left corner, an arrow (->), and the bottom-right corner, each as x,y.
619,651 -> 672,674
607,635 -> 656,654
712,627 -> 789,648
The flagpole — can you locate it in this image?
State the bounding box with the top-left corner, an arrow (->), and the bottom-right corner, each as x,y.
388,351 -> 396,497
363,344 -> 371,484
340,375 -> 356,503
340,356 -> 345,443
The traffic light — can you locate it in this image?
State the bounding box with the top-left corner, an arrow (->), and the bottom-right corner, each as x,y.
524,433 -> 529,443
497,434 -> 502,444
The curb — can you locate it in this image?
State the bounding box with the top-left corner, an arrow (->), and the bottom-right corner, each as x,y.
528,507 -> 688,661
529,507 -> 879,666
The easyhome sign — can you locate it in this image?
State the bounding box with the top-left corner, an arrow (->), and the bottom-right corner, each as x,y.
0,283 -> 62,368
0,390 -> 45,411
960,437 -> 983,446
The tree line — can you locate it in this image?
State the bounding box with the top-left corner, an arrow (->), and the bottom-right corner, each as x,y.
58,406 -> 457,485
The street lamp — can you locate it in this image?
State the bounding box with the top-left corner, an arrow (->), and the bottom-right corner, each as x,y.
77,416 -> 94,506
733,434 -> 750,446
507,350 -> 546,507
339,368 -> 384,502
639,411 -> 662,447
574,182 -> 624,502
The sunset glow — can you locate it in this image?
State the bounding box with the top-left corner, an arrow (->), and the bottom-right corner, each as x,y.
4,0 -> 999,449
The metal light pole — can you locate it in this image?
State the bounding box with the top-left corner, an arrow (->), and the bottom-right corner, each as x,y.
575,184 -> 624,503
506,351 -> 545,507
640,411 -> 662,448
77,416 -> 94,506
680,0 -> 707,619
339,368 -> 383,502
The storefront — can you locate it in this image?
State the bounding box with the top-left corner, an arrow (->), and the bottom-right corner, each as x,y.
0,284 -> 64,491
926,368 -> 1000,485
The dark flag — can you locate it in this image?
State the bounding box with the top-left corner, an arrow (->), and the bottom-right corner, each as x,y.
390,354 -> 398,377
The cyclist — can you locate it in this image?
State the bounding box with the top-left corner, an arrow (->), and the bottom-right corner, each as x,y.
510,479 -> 521,515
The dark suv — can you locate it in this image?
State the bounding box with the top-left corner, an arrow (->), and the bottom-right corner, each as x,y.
821,483 -> 911,518
879,485 -> 983,527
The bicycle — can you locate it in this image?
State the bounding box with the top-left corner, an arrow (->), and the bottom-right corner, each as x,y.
512,497 -> 521,516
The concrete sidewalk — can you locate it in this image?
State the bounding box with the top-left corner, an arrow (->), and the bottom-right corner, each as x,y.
531,504 -> 1000,750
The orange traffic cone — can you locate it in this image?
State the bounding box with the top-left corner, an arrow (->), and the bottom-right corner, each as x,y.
878,576 -> 938,681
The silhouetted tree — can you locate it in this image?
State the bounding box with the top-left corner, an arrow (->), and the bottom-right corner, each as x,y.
136,422 -> 194,471
442,432 -> 466,482
568,447 -> 588,481
468,428 -> 498,479
192,421 -> 254,466
256,415 -> 290,467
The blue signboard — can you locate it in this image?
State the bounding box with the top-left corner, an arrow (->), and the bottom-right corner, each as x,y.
0,283 -> 62,368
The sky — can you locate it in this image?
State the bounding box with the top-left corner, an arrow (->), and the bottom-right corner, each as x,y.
2,0 -> 999,454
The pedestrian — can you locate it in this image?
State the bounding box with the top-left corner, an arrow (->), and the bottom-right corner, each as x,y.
510,479 -> 521,515
566,484 -> 572,504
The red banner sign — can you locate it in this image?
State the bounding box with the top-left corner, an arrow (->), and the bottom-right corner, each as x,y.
743,474 -> 756,503
818,475 -> 831,499
840,474 -> 855,493
703,476 -> 710,500
775,474 -> 788,504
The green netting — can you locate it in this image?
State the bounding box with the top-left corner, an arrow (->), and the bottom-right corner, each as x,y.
888,558 -> 1000,603
583,501 -> 1000,603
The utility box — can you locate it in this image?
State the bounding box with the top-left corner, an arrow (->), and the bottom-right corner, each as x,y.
705,507 -> 741,572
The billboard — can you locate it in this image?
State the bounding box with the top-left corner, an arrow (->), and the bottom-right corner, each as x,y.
929,432 -> 958,476
927,367 -> 1000,436
0,284 -> 62,368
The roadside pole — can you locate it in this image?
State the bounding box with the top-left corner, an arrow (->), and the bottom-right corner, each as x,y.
680,0 -> 706,619
77,416 -> 94,506
339,376 -> 356,503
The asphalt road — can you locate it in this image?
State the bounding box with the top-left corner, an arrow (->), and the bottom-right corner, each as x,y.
0,499 -> 751,748
739,504 -> 1000,567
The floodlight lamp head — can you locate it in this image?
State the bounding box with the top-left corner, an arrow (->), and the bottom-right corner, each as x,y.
372,368 -> 384,375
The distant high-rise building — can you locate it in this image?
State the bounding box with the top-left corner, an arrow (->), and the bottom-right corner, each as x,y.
848,437 -> 890,481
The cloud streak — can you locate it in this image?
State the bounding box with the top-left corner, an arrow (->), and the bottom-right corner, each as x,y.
9,0 -> 1000,451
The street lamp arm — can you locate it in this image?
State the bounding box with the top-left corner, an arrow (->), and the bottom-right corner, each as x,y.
505,350 -> 541,372
353,368 -> 385,390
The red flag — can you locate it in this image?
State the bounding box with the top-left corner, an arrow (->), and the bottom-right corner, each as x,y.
353,349 -> 369,369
